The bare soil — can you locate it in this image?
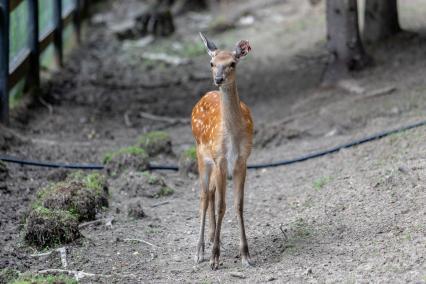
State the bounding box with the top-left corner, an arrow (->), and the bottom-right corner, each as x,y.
1,0 -> 426,283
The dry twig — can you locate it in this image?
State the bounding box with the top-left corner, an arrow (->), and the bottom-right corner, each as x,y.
150,201 -> 170,208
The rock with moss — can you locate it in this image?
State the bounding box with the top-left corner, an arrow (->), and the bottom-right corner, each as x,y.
119,171 -> 174,198
178,146 -> 198,176
35,172 -> 108,222
137,131 -> 172,156
9,273 -> 77,284
24,206 -> 80,248
103,146 -> 149,177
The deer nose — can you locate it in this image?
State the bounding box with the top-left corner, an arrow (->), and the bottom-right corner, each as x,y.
214,77 -> 224,84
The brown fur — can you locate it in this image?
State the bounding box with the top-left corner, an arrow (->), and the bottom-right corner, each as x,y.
192,36 -> 254,269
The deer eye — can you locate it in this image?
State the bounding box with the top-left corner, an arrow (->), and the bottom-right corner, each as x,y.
230,62 -> 236,68
210,62 -> 214,67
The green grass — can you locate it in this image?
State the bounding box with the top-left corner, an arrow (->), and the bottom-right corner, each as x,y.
142,172 -> 160,185
103,146 -> 147,164
10,274 -> 77,284
156,186 -> 174,198
312,176 -> 332,191
68,171 -> 106,193
183,146 -> 197,160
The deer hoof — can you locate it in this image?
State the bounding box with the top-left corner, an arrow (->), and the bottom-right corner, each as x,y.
242,256 -> 255,268
194,243 -> 205,264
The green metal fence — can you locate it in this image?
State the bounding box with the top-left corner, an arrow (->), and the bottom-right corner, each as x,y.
0,0 -> 88,125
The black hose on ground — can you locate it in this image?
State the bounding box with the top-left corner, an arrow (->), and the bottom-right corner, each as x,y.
1,119 -> 426,171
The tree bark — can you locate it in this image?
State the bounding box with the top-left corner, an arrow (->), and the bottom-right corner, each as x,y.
323,0 -> 371,85
364,0 -> 401,43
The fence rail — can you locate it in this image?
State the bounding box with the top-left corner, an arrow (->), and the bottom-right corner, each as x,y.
0,0 -> 89,125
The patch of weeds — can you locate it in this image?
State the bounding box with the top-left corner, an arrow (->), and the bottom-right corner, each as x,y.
137,131 -> 172,156
24,206 -> 80,248
312,176 -> 332,191
10,273 -> 77,284
184,146 -> 197,160
292,218 -> 312,238
103,146 -> 149,177
32,173 -> 108,222
156,186 -> 174,198
103,146 -> 147,164
178,146 -> 198,176
142,171 -> 160,185
0,268 -> 20,284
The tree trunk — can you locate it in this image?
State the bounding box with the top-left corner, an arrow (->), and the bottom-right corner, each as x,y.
323,0 -> 371,85
364,0 -> 400,43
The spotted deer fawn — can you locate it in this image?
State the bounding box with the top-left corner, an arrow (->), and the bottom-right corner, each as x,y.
191,33 -> 253,270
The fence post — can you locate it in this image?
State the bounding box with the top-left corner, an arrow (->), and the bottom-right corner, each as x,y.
0,0 -> 10,125
53,0 -> 63,67
28,0 -> 40,90
73,0 -> 81,44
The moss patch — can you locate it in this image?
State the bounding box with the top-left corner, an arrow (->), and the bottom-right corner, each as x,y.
104,146 -> 149,177
312,176 -> 332,191
179,146 -> 198,176
137,131 -> 172,156
103,146 -> 147,164
24,206 -> 80,248
33,172 -> 108,222
10,273 -> 77,284
24,172 -> 109,248
156,186 -> 174,198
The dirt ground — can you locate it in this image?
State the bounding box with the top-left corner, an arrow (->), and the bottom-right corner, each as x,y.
1,0 -> 426,283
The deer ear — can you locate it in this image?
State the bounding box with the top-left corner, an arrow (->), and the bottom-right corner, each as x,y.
199,32 -> 218,57
234,40 -> 251,60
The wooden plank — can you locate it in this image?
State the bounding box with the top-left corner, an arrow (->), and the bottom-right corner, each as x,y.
28,0 -> 40,89
53,0 -> 63,67
73,0 -> 82,43
0,0 -> 10,124
39,27 -> 55,54
9,0 -> 24,12
8,48 -> 30,87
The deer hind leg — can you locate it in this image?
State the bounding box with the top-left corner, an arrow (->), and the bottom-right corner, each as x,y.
194,155 -> 212,264
208,168 -> 216,244
233,158 -> 254,267
210,159 -> 226,270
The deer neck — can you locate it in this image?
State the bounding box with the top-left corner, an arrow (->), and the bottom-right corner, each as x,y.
219,80 -> 243,135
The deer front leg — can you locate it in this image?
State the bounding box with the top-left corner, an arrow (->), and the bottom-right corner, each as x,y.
208,169 -> 216,244
195,159 -> 212,264
233,159 -> 254,267
210,160 -> 226,270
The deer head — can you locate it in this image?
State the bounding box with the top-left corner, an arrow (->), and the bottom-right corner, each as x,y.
199,32 -> 251,86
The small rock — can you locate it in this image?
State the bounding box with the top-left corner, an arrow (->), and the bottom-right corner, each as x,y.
306,268 -> 313,275
267,277 -> 277,282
